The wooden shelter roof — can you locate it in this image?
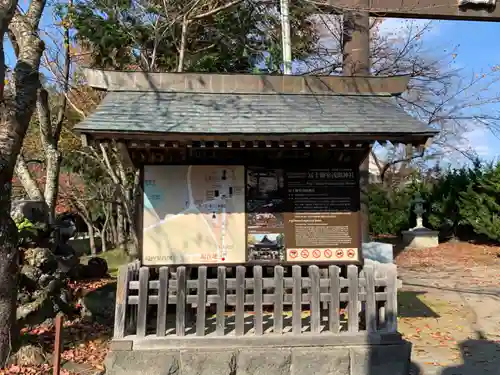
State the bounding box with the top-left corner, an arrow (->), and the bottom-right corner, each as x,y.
75,69 -> 438,145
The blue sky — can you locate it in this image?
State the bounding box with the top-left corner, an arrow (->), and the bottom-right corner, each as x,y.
437,20 -> 500,162
5,3 -> 59,77
378,19 -> 500,162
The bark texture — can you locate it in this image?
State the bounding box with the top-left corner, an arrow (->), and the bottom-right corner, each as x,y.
0,0 -> 46,365
13,48 -> 69,224
0,183 -> 19,366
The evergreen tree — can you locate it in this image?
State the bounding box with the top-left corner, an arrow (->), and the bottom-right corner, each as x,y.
459,161 -> 500,241
63,0 -> 319,72
425,166 -> 474,239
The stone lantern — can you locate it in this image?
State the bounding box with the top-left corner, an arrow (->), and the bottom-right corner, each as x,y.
401,192 -> 439,249
413,192 -> 425,229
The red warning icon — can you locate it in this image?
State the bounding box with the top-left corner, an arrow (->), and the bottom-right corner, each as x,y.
336,249 -> 344,258
312,249 -> 321,259
289,249 -> 298,259
301,249 -> 310,259
347,249 -> 356,258
324,249 -> 333,258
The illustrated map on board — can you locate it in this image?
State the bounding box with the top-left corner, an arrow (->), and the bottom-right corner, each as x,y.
143,165 -> 246,265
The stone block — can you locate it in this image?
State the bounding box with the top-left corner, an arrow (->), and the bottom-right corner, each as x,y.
362,242 -> 394,263
291,348 -> 349,375
180,350 -> 238,375
237,349 -> 292,375
104,339 -> 413,375
349,342 -> 412,375
109,340 -> 133,351
105,350 -> 180,375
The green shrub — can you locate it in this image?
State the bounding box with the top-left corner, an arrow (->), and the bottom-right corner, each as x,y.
16,218 -> 35,233
367,184 -> 413,236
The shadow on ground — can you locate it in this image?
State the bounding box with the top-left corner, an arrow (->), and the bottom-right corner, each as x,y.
442,330 -> 500,375
407,331 -> 500,375
398,290 -> 440,318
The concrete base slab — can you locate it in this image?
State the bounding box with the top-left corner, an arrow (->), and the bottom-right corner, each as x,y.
291,348 -> 350,375
350,342 -> 412,375
104,340 -> 412,375
238,349 -> 291,375
105,350 -> 180,375
402,229 -> 439,249
180,350 -> 237,375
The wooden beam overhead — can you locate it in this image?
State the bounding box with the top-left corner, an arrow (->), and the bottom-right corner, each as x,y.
84,132 -> 433,148
83,68 -> 410,95
122,139 -> 379,149
321,0 -> 500,21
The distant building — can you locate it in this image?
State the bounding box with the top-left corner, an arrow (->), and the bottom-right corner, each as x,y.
368,152 -> 382,183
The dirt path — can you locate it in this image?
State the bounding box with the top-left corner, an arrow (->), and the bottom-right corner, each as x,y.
395,244 -> 500,375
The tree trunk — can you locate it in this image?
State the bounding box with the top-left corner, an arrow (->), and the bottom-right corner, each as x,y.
98,143 -> 138,255
109,204 -> 118,246
86,222 -> 96,256
116,202 -> 126,251
0,0 -> 48,365
120,188 -> 138,257
98,227 -> 107,253
42,147 -> 61,253
116,155 -> 131,251
14,156 -> 44,201
39,87 -> 63,225
44,149 -> 61,224
129,169 -> 141,260
100,203 -> 111,253
14,11 -> 71,225
122,200 -> 139,259
0,183 -> 19,366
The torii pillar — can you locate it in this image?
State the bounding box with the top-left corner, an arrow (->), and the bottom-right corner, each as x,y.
342,0 -> 370,76
341,0 -> 371,243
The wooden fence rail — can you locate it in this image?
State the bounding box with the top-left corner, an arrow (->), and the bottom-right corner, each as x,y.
114,264 -> 398,340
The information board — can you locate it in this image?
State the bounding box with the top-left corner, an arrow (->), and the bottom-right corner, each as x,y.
142,163 -> 361,265
246,166 -> 361,263
283,168 -> 361,262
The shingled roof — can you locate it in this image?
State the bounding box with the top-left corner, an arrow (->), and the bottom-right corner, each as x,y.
74,69 -> 437,143
76,91 -> 434,136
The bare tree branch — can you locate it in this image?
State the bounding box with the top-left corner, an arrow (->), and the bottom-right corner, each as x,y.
14,154 -> 44,200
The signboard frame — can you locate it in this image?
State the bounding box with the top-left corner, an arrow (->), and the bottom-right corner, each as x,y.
138,147 -> 367,267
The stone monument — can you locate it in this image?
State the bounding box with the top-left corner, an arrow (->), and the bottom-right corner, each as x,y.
402,193 -> 439,249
